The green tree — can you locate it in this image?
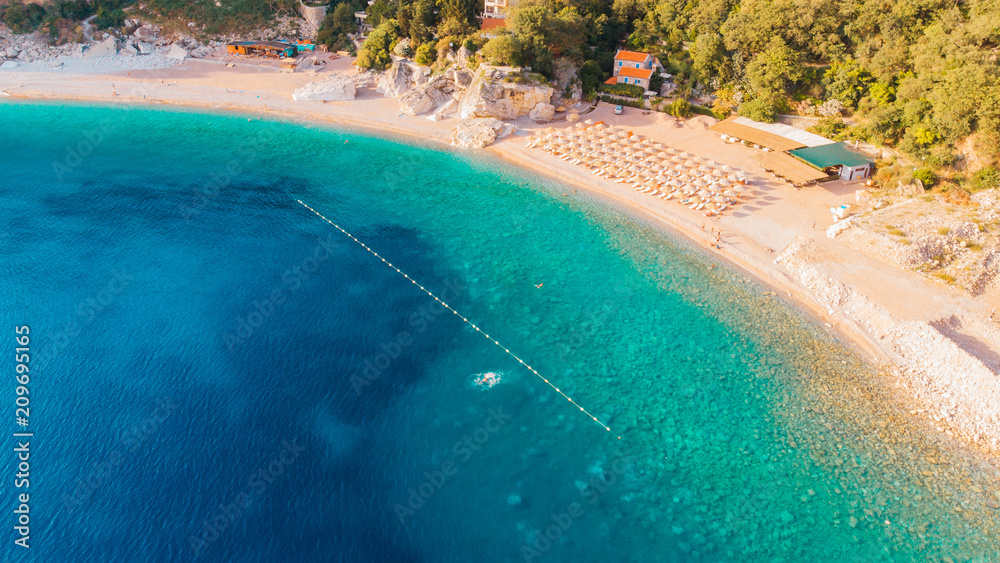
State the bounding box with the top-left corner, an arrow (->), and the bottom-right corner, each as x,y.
437,0 -> 478,30
823,58 -> 873,107
480,34 -> 524,66
744,36 -> 803,100
690,33 -> 728,84
580,60 -> 605,94
356,19 -> 399,70
366,0 -> 396,27
316,3 -> 356,50
409,0 -> 438,45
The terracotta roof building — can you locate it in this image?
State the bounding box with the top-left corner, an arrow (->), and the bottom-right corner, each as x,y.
608,49 -> 660,90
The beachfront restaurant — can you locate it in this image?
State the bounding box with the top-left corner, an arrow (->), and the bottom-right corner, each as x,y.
710,116 -> 874,185
789,143 -> 875,181
226,41 -> 298,59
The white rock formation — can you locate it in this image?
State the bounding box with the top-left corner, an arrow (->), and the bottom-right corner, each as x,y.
452,118 -> 505,148
377,61 -> 429,98
292,74 -> 357,101
528,102 -> 555,123
166,44 -> 188,60
84,37 -> 117,59
398,75 -> 455,115
458,68 -> 554,120
137,42 -> 154,55
134,27 -> 157,42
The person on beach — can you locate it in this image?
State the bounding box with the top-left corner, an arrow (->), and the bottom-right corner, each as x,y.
990,308 -> 996,322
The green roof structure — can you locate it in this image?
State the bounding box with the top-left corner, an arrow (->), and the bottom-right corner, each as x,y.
789,142 -> 872,169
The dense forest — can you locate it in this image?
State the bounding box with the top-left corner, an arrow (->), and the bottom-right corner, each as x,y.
335,0 -> 1000,190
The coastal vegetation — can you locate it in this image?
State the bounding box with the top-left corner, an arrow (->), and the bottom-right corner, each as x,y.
3,0 -> 998,193
346,0 -> 999,193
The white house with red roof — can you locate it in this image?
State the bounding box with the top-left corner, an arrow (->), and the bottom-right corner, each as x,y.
607,49 -> 661,90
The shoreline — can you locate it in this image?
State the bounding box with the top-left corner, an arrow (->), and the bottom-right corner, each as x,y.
4,60 -> 999,456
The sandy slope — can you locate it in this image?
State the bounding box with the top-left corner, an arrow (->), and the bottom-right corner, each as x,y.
3,55 -> 1000,453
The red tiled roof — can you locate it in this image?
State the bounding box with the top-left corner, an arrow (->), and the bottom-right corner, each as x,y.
480,18 -> 506,31
617,67 -> 653,79
604,76 -> 618,85
614,50 -> 651,63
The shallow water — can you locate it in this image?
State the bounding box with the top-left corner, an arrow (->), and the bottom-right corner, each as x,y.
2,101 -> 999,562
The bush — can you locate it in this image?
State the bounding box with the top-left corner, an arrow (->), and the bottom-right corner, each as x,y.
669,98 -> 691,118
2,1 -> 47,34
599,83 -> 644,99
414,42 -> 436,66
738,97 -> 778,123
970,166 -> 1000,192
579,60 -> 604,95
808,118 -> 847,141
913,168 -> 937,188
93,6 -> 125,30
649,72 -> 663,93
925,146 -> 958,169
689,103 -> 723,120
600,95 -> 643,109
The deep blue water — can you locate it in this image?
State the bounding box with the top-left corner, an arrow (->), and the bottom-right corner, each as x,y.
2,102 -> 998,562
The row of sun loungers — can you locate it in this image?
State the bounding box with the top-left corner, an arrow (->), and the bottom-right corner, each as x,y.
525,122 -> 751,217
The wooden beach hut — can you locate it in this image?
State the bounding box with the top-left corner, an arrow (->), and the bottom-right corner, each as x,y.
226,41 -> 298,59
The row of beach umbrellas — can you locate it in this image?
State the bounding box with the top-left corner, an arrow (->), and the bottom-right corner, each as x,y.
524,122 -> 750,216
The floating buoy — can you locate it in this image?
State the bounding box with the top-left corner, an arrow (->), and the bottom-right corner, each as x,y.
297,199 -> 617,437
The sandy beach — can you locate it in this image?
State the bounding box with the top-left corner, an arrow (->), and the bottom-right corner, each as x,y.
4,55 -> 1000,454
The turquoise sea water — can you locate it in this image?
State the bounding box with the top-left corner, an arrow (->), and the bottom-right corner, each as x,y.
2,102 -> 1000,562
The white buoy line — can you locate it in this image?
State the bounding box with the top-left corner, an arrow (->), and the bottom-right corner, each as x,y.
297,199 -> 618,438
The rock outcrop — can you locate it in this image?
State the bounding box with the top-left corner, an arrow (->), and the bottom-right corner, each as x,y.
398,74 -> 455,115
292,74 -> 357,101
373,62 -> 552,147
166,43 -> 188,60
377,61 -> 433,98
528,102 -> 555,123
84,37 -> 117,58
458,68 -> 554,120
452,118 -> 504,149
